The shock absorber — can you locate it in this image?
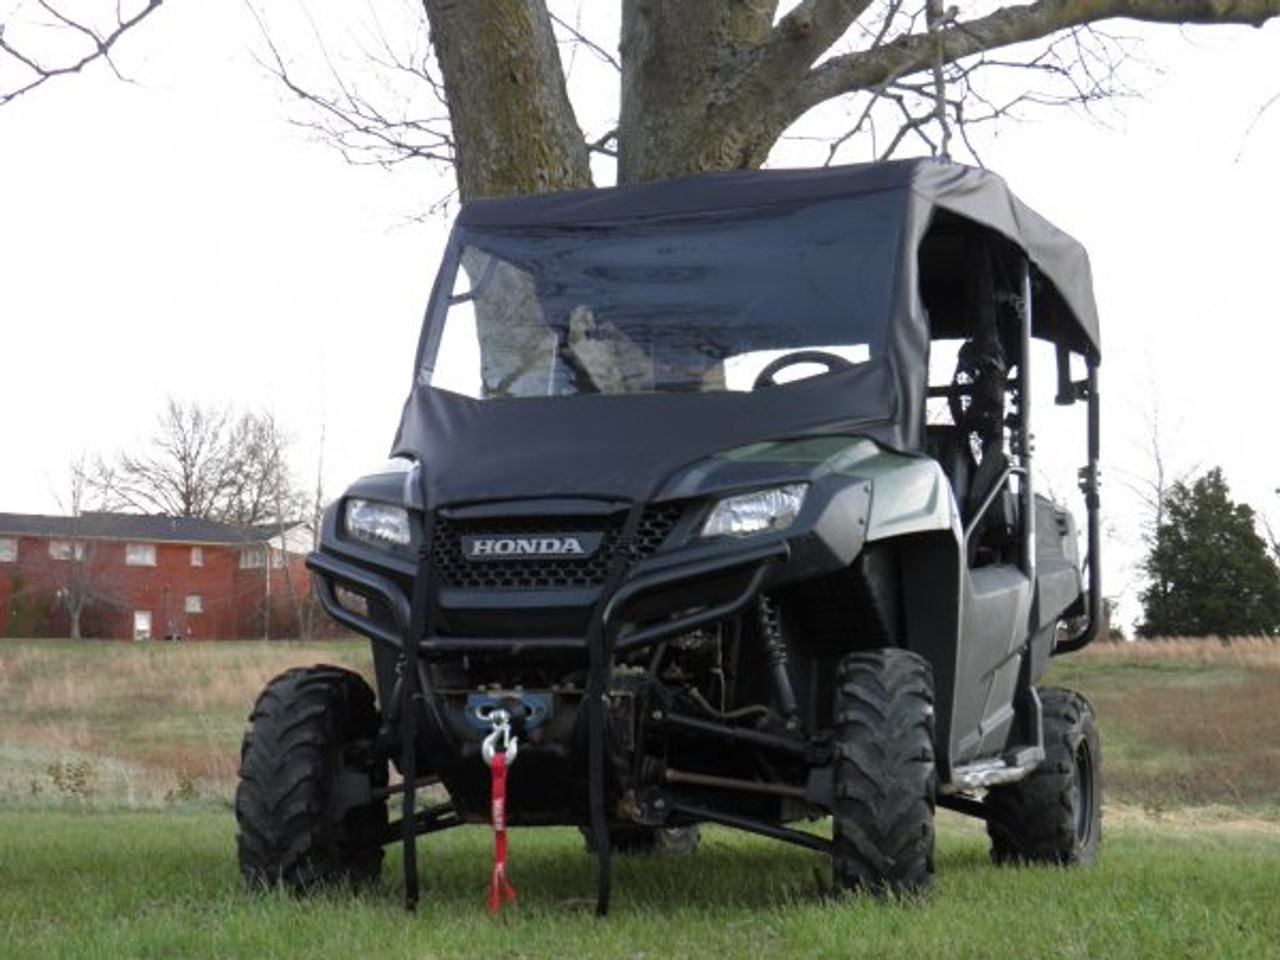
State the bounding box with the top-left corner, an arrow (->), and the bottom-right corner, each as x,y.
756,596 -> 799,728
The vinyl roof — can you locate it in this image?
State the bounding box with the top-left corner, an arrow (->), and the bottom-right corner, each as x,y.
455,158 -> 1099,356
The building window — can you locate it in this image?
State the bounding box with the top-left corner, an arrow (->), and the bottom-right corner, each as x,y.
190,546 -> 204,567
239,546 -> 266,570
49,540 -> 84,561
133,610 -> 152,641
0,537 -> 16,562
125,543 -> 157,566
184,594 -> 203,614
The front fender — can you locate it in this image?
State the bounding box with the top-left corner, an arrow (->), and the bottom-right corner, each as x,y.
850,452 -> 960,543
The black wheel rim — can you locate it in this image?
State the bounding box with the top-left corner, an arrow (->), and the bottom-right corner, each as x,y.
1073,738 -> 1096,846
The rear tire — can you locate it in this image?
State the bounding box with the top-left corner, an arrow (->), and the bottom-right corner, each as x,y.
236,665 -> 388,892
986,687 -> 1102,866
831,648 -> 936,896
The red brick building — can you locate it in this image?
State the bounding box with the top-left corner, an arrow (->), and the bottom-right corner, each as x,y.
0,512 -> 313,640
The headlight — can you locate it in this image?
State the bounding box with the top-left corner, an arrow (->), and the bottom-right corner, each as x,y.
700,483 -> 807,538
344,498 -> 412,549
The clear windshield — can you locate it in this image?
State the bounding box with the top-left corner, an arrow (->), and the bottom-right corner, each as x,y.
423,196 -> 901,399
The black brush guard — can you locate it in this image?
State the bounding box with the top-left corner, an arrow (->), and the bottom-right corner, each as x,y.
310,517 -> 790,915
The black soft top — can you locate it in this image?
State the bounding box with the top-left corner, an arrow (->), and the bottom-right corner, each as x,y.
456,158 -> 1099,356
392,160 -> 1099,505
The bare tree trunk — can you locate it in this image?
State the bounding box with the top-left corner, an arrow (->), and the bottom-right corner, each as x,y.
617,1 -> 770,180
424,0 -> 592,199
618,0 -> 863,180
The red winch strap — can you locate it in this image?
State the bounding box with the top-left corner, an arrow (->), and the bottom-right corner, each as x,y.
486,750 -> 517,913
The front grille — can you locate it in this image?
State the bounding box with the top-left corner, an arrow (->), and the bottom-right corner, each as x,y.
634,504 -> 683,556
434,503 -> 684,591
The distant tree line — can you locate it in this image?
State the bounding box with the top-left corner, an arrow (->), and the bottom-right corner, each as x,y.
91,397 -> 306,529
1138,467 -> 1280,638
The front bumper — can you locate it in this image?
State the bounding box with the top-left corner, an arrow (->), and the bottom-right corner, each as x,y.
308,477 -> 870,657
308,533 -> 790,658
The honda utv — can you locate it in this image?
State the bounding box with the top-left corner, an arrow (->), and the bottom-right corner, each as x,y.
237,159 -> 1104,912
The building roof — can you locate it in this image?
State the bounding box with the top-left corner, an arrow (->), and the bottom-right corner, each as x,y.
0,512 -> 299,546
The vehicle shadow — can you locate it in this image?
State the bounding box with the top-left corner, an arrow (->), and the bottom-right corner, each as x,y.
369,819 -> 997,914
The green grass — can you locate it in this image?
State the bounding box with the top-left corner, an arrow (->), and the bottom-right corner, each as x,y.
2,810 -> 1278,960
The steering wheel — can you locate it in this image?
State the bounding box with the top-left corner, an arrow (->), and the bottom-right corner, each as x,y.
751,350 -> 855,390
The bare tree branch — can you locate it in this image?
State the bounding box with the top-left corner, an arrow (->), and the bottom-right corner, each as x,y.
760,0 -> 879,73
1236,89 -> 1280,160
587,127 -> 619,157
247,1 -> 454,170
94,397 -> 305,527
549,9 -> 621,72
797,0 -> 1279,119
925,0 -> 954,157
794,19 -> 1129,167
0,0 -> 163,107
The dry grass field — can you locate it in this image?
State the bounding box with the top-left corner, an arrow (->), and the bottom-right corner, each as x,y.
1,635 -> 1278,816
1055,636 -> 1280,815
0,638 -> 370,807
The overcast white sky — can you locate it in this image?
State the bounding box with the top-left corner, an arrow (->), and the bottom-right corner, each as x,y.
2,5 -> 1278,624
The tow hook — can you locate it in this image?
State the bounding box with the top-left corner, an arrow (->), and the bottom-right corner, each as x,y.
465,691 -> 551,738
